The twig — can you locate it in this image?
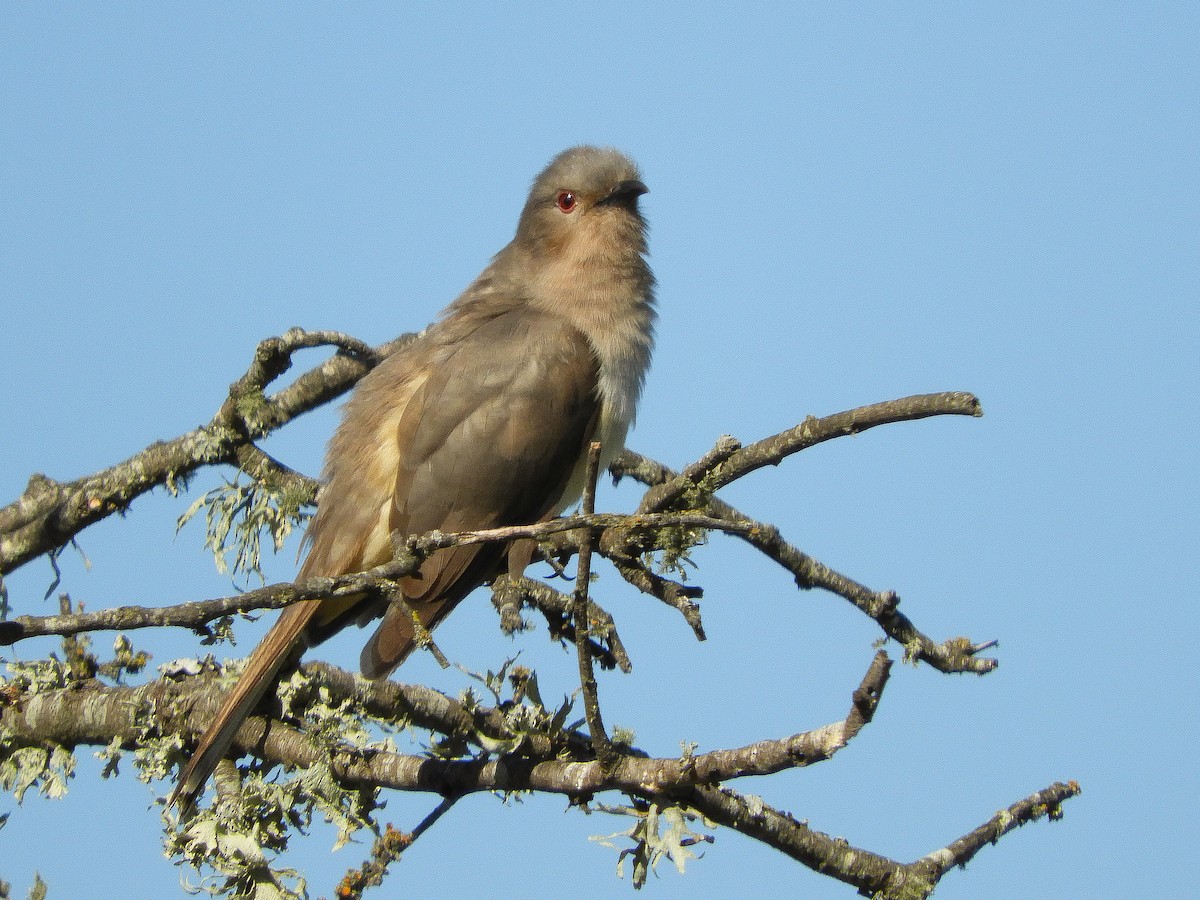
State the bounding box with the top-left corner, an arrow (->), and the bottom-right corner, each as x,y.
638,392 -> 982,515
736,522 -> 997,674
604,554 -> 705,641
335,798 -> 459,899
490,575 -> 629,673
0,557 -> 421,645
572,442 -> 613,765
914,780 -> 1081,881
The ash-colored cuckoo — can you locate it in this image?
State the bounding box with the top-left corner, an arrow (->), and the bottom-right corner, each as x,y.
174,146 -> 655,806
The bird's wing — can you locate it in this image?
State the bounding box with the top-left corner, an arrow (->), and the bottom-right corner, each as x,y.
173,308 -> 601,807
358,307 -> 602,676
174,306 -> 600,807
304,305 -> 601,640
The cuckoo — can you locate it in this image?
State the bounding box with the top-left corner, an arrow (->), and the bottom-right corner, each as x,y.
174,146 -> 655,807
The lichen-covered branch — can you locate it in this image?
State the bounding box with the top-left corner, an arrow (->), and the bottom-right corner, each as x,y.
0,359 -> 1076,897
1,652 -> 888,798
674,776 -> 1079,900
914,780 -> 1081,880
334,807 -> 455,900
0,652 -> 1073,899
490,574 -> 630,673
0,329 -> 410,577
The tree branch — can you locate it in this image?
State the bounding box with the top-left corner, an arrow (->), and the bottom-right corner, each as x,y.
914,780 -> 1081,881
490,575 -> 630,673
0,329 -> 410,577
635,392 -> 982,515
571,442 -> 614,765
0,656 -> 888,794
0,323 -> 1074,898
0,512 -> 753,645
0,653 -> 1074,898
3,498 -> 996,674
0,559 -> 419,645
335,802 -> 458,899
611,437 -> 999,674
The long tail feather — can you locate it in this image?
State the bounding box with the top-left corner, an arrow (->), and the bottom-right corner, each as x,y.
170,600 -> 320,810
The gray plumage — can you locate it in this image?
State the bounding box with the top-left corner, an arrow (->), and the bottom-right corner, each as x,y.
173,146 -> 655,808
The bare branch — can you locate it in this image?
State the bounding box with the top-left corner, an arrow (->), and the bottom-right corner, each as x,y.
735,522 -> 998,674
0,558 -> 421,645
221,328 -> 381,414
674,777 -> 1078,899
914,780 -> 1082,881
661,650 -> 891,782
635,392 -> 982,515
4,497 -> 995,674
612,448 -> 998,675
603,553 -> 706,641
490,575 -> 630,673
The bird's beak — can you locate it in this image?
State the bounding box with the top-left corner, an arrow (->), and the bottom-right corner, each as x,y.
599,179 -> 649,205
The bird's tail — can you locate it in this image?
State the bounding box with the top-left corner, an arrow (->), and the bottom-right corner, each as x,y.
170,599 -> 319,811
359,594 -> 457,680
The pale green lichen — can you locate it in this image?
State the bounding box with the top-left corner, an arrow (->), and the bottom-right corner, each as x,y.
642,523 -> 707,579
177,475 -> 311,584
0,745 -> 75,803
0,872 -> 47,900
590,801 -> 714,888
163,665 -> 390,899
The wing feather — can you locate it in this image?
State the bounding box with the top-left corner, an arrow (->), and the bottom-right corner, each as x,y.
175,303 -> 602,807
359,307 -> 602,675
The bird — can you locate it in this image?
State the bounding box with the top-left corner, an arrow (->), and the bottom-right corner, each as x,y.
173,146 -> 655,808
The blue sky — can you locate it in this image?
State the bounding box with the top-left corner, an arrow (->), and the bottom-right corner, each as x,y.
2,4 -> 1196,898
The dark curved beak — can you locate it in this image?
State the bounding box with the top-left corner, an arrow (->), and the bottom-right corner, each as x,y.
599,178 -> 649,206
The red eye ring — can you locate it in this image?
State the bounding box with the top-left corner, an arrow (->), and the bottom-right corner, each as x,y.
555,191 -> 577,213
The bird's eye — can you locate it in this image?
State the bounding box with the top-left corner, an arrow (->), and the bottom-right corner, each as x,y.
555,191 -> 577,213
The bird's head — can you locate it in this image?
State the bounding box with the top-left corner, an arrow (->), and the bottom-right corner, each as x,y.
514,146 -> 649,261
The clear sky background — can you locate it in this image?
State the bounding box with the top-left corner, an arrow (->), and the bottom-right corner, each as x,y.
2,4 -> 1196,899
